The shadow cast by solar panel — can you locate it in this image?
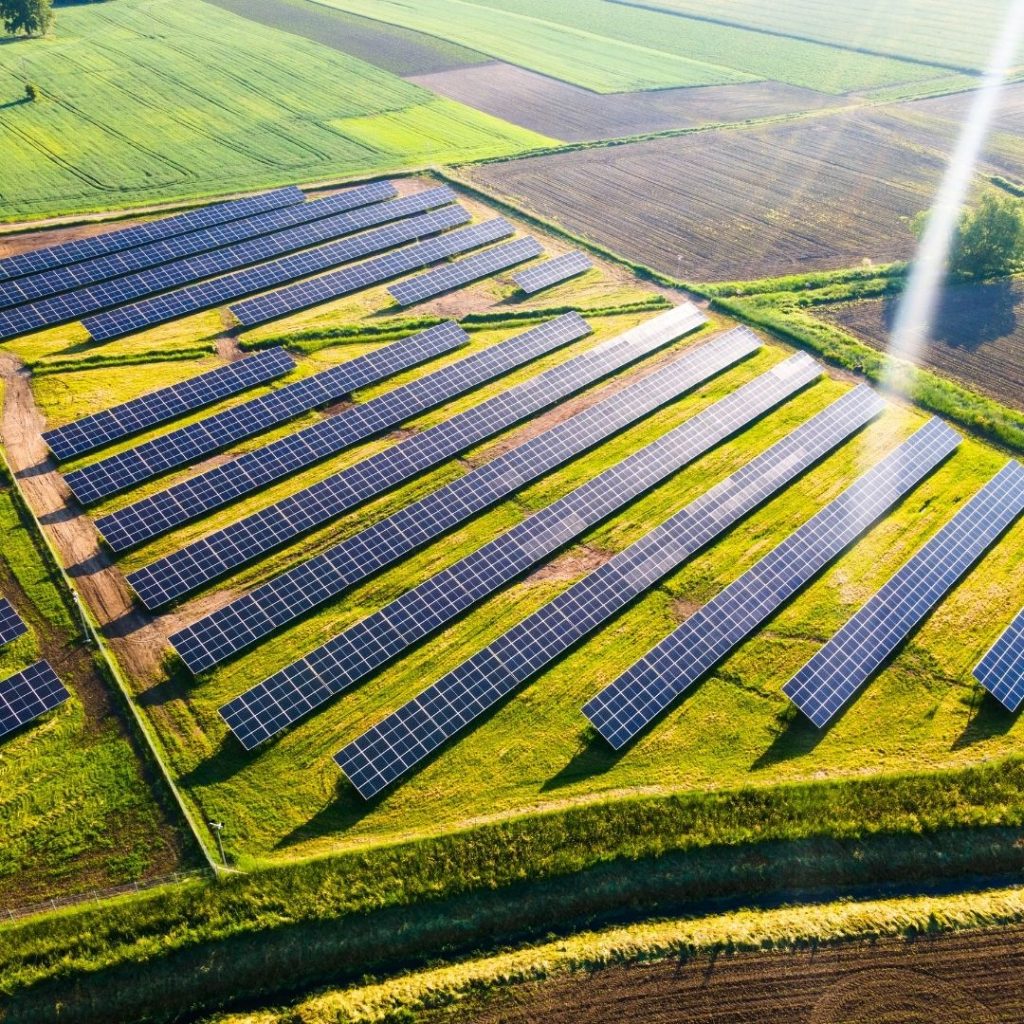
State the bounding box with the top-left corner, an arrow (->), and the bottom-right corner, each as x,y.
177,730 -> 259,788
277,776 -> 379,848
37,504 -> 80,526
66,552 -> 110,579
542,726 -> 624,791
951,688 -> 1017,750
750,704 -> 834,770
16,458 -> 56,479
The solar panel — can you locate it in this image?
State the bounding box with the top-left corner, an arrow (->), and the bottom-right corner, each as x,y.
976,605 -> 1024,711
336,384 -> 886,798
100,314 -> 590,551
0,182 -> 397,311
127,303 -> 707,610
784,460 -> 1024,725
0,661 -> 70,740
0,188 -> 457,341
0,187 -> 304,283
387,237 -> 543,307
68,323 -> 467,506
583,416 -> 962,749
174,325 -> 763,676
229,219 -> 516,328
43,348 -> 295,462
83,203 -> 472,344
222,350 -> 815,750
514,251 -> 593,295
0,598 -> 27,647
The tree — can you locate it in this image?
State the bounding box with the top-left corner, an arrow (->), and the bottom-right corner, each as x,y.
0,0 -> 53,37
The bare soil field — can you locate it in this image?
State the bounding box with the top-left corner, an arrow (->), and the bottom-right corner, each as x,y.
205,0 -> 489,76
466,925 -> 1024,1024
408,63 -> 844,142
820,278 -> 1024,411
468,112 -> 945,281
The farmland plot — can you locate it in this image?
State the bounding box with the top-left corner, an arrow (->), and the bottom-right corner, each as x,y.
468,113 -> 945,281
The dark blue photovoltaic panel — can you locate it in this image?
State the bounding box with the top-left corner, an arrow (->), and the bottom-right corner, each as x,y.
0,661 -> 70,739
43,348 -> 295,461
101,316 -> 590,551
514,251 -> 593,295
176,324 -> 762,677
229,219 -> 514,327
83,203 -> 470,344
336,385 -> 886,798
0,188 -> 457,341
223,349 -> 815,750
0,598 -> 27,647
0,187 -> 304,282
127,304 -> 707,610
785,460 -> 1024,726
387,237 -> 543,306
68,322 -> 468,506
583,417 -> 962,750
0,182 -> 396,310
976,605 -> 1024,711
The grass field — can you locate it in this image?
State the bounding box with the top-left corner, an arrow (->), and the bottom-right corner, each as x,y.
0,0 -> 550,221
624,0 -> 1024,73
318,0 -> 943,94
0,471 -> 188,911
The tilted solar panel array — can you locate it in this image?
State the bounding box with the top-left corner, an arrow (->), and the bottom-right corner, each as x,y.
69,322 -> 468,506
230,219 -> 515,328
85,204 -> 472,344
784,460 -> 1024,726
175,325 -> 761,677
976,606 -> 1024,711
0,182 -> 397,310
0,598 -> 27,647
0,188 -> 458,341
43,348 -> 295,462
583,417 -> 962,749
0,661 -> 70,740
514,251 -> 593,295
387,237 -> 543,306
101,315 -> 588,551
223,348 -> 811,751
336,384 -> 885,799
0,187 -> 304,282
128,303 -> 706,609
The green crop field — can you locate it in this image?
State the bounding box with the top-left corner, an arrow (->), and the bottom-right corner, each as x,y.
0,0 -> 550,221
628,0 -> 1024,73
317,0 -> 943,94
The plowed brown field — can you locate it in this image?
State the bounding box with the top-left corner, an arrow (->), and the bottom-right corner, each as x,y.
470,925 -> 1024,1023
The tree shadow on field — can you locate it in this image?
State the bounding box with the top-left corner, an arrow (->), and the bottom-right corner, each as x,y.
951,687 -> 1017,750
881,277 -> 1020,351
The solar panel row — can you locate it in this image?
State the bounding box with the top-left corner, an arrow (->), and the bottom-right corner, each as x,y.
784,459 -> 1024,726
127,304 -> 707,609
84,204 -> 474,344
100,315 -> 589,551
222,348 -> 813,750
0,182 -> 397,311
173,325 -> 761,676
583,417 -> 962,749
0,598 -> 27,647
43,348 -> 295,462
69,322 -> 468,506
387,237 -> 544,307
976,604 -> 1024,711
0,187 -> 304,282
336,384 -> 885,798
0,188 -> 458,341
0,661 -> 70,740
514,251 -> 593,295
229,219 -> 516,328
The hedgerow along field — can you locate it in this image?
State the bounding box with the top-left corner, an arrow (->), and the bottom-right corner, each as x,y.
0,0 -> 550,222
317,0 -> 946,93
0,462 -> 189,912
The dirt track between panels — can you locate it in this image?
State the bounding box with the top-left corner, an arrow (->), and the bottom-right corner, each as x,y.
471,925 -> 1024,1024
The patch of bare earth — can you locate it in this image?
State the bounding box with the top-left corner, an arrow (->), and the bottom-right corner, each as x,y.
470,925 -> 1024,1023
